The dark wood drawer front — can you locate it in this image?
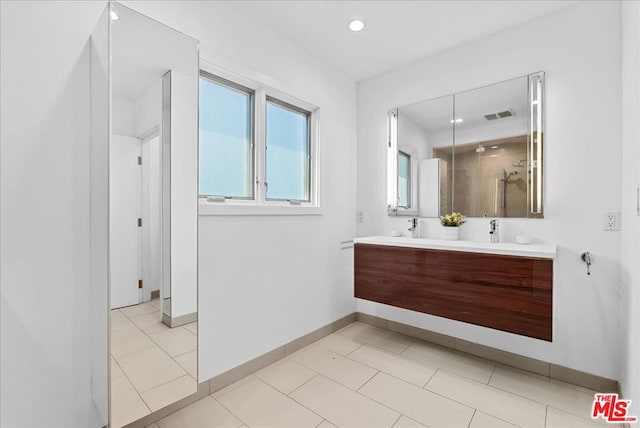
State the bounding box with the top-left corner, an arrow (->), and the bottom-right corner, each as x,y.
354,243 -> 553,341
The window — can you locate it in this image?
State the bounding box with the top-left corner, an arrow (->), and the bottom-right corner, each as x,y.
265,98 -> 310,202
198,66 -> 318,214
199,73 -> 254,199
398,150 -> 411,209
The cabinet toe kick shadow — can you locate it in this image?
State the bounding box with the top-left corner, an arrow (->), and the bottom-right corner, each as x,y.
354,243 -> 553,341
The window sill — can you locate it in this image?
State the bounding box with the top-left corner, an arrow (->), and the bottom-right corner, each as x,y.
199,200 -> 323,216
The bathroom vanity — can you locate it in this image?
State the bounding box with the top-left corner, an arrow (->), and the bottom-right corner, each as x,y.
354,236 -> 556,341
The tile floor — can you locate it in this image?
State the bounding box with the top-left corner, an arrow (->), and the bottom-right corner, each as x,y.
145,321 -> 615,428
111,298 -> 198,428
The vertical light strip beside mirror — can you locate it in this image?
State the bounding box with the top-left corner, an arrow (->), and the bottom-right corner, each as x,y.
529,72 -> 545,216
387,109 -> 398,214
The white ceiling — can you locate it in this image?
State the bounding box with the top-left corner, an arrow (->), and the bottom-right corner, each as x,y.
233,1 -> 577,81
401,75 -> 528,133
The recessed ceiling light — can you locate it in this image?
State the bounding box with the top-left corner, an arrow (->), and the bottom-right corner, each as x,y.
110,10 -> 119,21
348,19 -> 366,32
449,118 -> 463,124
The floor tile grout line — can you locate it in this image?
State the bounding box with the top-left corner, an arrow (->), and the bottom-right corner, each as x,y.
138,373 -> 195,396
360,369 -> 477,416
287,371 -> 401,425
211,375 -> 257,400
418,386 -> 485,417
496,364 -> 600,397
210,394 -> 251,427
475,410 -> 524,428
396,336 -> 414,354
399,350 -> 495,384
288,345 -> 381,391
111,306 -> 194,408
111,356 -> 152,423
544,405 -> 548,427
344,341 -> 366,357
399,340 -> 413,357
487,365 -> 498,385
356,370 -> 380,393
343,344 -> 438,382
252,376 -> 330,425
287,373 -> 321,397
142,322 -> 197,378
482,377 -> 595,416
546,404 -> 613,427
350,375 -> 426,422
119,304 -> 157,321
496,364 -> 554,385
390,412 -> 403,428
423,368 -> 439,388
351,337 -> 414,356
467,409 -> 477,428
422,365 -> 544,416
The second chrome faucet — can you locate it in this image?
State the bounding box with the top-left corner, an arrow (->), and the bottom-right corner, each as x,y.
489,219 -> 499,243
408,218 -> 418,238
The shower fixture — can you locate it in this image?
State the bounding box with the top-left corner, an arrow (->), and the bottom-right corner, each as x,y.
512,159 -> 527,168
501,169 -> 518,182
500,169 -> 519,214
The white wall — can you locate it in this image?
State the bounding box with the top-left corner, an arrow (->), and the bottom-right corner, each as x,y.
0,1 -> 108,426
357,1 -> 623,381
113,96 -> 136,137
135,80 -> 162,137
167,70 -> 198,319
620,0 -> 640,410
121,1 -> 358,381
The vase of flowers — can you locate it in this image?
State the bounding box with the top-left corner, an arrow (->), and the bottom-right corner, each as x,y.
440,212 -> 465,240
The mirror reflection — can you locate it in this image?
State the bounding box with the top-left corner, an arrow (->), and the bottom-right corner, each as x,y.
448,76 -> 529,218
389,73 -> 544,218
109,3 -> 199,427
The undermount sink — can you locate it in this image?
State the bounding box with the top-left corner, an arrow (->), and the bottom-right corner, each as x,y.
353,235 -> 556,259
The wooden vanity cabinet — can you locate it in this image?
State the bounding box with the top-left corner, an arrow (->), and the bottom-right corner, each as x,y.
354,243 -> 553,341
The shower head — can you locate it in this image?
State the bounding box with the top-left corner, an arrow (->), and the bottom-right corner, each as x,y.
501,169 -> 518,181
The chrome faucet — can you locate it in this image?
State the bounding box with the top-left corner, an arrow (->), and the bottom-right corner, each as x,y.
408,218 -> 418,238
489,219 -> 499,243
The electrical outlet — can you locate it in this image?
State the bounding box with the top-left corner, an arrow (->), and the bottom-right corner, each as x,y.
357,211 -> 364,223
604,212 -> 621,231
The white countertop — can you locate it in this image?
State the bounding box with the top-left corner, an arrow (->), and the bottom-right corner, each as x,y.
353,236 -> 557,259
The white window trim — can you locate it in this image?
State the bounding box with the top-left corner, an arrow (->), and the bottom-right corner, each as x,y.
198,60 -> 321,216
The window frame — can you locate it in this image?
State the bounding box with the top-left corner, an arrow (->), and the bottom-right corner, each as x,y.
264,96 -> 312,203
199,70 -> 256,201
198,61 -> 320,216
397,150 -> 411,209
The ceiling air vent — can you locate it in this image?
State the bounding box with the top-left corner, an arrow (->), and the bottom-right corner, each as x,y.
484,109 -> 514,121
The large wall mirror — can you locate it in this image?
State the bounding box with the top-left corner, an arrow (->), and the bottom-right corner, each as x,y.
387,73 -> 544,218
91,2 -> 199,427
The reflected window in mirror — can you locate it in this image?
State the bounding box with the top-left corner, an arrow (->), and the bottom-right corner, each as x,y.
398,150 -> 411,209
199,72 -> 255,199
